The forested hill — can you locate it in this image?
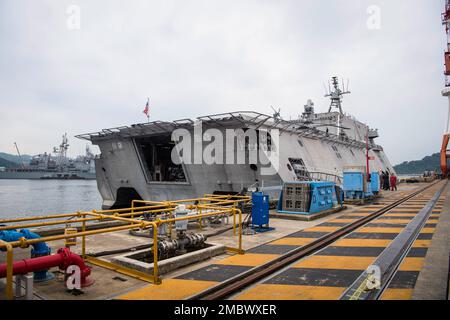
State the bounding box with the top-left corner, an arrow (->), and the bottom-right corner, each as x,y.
394,153 -> 440,174
0,152 -> 31,164
0,157 -> 18,168
0,152 -> 32,168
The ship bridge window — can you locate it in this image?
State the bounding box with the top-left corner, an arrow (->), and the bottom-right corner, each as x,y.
135,135 -> 187,183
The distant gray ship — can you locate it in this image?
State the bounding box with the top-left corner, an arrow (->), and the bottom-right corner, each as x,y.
0,134 -> 96,180
77,77 -> 395,209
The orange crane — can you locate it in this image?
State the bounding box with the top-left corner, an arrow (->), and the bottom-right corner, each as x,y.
441,1 -> 450,177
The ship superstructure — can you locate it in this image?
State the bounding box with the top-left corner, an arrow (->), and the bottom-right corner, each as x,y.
77,78 -> 395,209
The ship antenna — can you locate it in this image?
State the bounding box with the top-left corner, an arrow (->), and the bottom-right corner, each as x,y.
270,106 -> 282,122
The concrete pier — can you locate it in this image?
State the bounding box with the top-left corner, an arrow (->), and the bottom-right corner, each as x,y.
413,183 -> 450,299
1,181 -> 449,300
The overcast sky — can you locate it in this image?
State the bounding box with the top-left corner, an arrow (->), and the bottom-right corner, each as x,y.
0,0 -> 446,164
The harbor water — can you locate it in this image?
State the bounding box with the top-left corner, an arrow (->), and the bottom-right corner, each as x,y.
0,179 -> 102,219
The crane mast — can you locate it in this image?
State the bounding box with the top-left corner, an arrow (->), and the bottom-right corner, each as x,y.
441,0 -> 450,177
13,142 -> 25,169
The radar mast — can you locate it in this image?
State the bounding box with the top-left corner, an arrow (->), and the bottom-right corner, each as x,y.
325,76 -> 350,114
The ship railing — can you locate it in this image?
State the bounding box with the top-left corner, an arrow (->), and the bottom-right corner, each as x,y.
309,172 -> 343,185
294,164 -> 342,179
297,171 -> 343,185
198,111 -> 381,150
75,110 -> 384,152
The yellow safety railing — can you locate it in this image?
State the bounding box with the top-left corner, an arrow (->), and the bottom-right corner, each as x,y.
0,240 -> 13,300
0,195 -> 250,300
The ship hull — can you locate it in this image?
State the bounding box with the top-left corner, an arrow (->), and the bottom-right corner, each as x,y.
0,170 -> 96,180
78,111 -> 396,209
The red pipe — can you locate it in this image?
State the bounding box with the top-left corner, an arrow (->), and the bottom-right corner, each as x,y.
366,129 -> 371,182
0,248 -> 93,287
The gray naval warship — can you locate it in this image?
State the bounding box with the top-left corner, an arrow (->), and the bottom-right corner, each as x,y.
77,77 -> 395,209
0,134 -> 96,180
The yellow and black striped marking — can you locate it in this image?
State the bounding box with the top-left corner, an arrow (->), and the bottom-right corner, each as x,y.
233,195 -> 444,300
117,191 -> 444,300
116,213 -> 368,299
380,213 -> 440,300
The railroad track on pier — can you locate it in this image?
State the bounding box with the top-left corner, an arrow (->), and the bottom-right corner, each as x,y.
190,181 -> 446,300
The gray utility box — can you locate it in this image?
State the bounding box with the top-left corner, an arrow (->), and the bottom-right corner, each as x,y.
281,183 -> 311,212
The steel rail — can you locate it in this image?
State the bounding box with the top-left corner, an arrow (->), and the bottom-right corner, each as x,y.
190,181 -> 442,300
341,181 -> 447,300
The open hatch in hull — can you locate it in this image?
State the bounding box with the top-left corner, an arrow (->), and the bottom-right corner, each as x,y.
135,135 -> 187,183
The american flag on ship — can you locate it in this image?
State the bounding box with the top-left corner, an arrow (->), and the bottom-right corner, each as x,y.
143,98 -> 150,116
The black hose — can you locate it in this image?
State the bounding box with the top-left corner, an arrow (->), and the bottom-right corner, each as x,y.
89,243 -> 154,257
129,229 -> 153,238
